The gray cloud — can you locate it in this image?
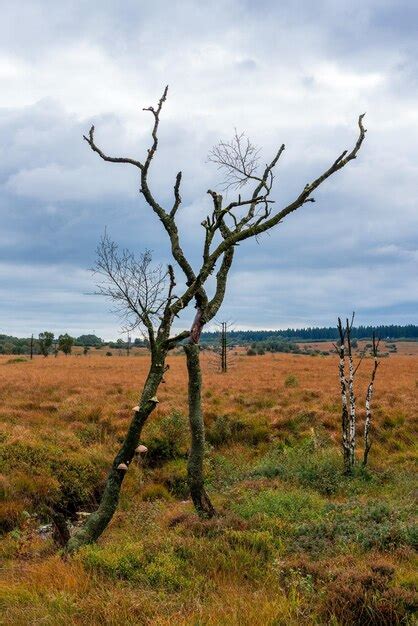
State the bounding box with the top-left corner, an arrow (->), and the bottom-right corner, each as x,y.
0,0 -> 417,338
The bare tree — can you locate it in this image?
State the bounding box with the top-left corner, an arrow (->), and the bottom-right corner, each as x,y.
94,233 -> 169,337
66,86 -> 366,552
335,315 -> 380,474
336,315 -> 356,474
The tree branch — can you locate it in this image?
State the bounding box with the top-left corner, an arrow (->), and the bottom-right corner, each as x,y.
83,126 -> 143,169
170,114 -> 366,320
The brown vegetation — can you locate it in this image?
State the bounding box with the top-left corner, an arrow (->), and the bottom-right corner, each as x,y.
0,350 -> 417,624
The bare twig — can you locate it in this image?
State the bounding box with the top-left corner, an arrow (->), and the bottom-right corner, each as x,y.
208,130 -> 262,190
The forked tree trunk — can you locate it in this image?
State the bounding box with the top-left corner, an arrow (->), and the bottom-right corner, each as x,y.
184,343 -> 216,518
66,351 -> 167,553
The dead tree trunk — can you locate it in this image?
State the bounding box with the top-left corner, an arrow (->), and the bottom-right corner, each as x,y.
336,314 -> 380,474
184,342 -> 216,518
346,317 -> 356,471
337,318 -> 352,474
363,332 -> 380,466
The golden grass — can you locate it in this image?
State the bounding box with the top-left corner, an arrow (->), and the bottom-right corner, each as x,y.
0,350 -> 417,624
1,350 -> 416,460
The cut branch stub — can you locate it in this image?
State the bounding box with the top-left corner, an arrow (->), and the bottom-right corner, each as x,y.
135,444 -> 148,455
149,396 -> 159,404
132,405 -> 140,413
117,463 -> 129,471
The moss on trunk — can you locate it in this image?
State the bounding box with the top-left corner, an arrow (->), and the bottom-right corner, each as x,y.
184,343 -> 216,518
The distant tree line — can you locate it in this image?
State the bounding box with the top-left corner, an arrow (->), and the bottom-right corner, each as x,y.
0,333 -> 147,354
0,325 -> 416,355
200,324 -> 418,345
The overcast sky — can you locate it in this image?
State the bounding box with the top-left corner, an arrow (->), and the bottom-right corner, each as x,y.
1,0 -> 417,339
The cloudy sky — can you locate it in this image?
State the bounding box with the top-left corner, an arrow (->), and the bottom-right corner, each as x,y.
1,0 -> 417,339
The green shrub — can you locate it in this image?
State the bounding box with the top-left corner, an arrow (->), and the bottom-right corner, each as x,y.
207,415 -> 269,447
284,374 -> 299,388
224,529 -> 275,560
206,414 -> 232,446
4,357 -> 28,364
145,552 -> 190,591
154,459 -> 189,498
252,441 -> 344,495
206,453 -> 247,489
145,437 -> 181,465
80,541 -> 192,590
291,499 -> 417,555
144,411 -> 187,466
80,542 -> 144,581
75,416 -> 115,445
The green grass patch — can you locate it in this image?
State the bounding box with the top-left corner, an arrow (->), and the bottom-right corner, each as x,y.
231,488 -> 326,523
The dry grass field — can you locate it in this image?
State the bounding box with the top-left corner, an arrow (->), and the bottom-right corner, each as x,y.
0,350 -> 417,624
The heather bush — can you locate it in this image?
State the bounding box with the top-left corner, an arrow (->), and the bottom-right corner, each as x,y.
153,458 -> 189,498
0,441 -> 107,530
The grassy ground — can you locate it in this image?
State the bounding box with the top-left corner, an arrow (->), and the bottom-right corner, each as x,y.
0,351 -> 417,625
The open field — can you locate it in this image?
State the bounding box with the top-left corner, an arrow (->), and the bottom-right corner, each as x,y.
0,351 -> 417,625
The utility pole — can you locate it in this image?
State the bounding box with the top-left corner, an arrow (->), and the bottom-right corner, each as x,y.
30,334 -> 34,360
127,334 -> 131,357
221,322 -> 227,373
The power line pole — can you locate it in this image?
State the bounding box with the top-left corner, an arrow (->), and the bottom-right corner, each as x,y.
221,322 -> 227,373
127,334 -> 131,357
